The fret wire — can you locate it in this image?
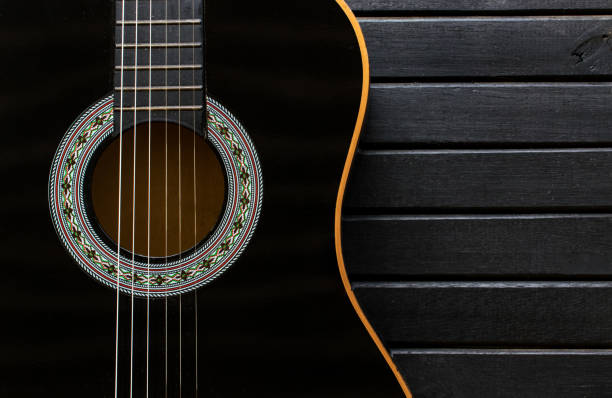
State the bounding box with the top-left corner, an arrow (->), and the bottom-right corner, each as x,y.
116,42 -> 202,48
114,86 -> 203,91
116,19 -> 201,24
115,64 -> 202,70
116,106 -> 203,111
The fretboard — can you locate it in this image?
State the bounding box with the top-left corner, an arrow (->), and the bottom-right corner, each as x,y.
113,0 -> 206,136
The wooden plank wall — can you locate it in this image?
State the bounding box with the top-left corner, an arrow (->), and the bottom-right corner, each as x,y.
342,1 -> 612,396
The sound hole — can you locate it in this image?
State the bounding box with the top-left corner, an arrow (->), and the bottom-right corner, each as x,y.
90,122 -> 226,258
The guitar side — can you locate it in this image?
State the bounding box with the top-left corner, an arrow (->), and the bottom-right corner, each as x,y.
334,1 -> 412,397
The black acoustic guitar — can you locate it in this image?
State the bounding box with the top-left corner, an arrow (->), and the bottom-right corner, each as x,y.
2,0 -> 407,396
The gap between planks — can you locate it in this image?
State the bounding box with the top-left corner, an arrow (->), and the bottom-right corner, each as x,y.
358,148 -> 612,155
352,281 -> 612,288
357,15 -> 612,22
342,213 -> 612,221
353,10 -> 612,18
391,348 -> 612,355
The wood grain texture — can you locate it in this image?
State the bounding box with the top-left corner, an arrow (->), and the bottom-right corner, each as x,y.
392,349 -> 612,398
363,83 -> 612,146
343,214 -> 612,277
344,150 -> 612,209
341,3 -> 612,397
353,282 -> 612,345
360,17 -> 612,78
346,0 -> 612,12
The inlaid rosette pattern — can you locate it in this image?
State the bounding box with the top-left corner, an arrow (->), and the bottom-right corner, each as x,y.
49,95 -> 263,297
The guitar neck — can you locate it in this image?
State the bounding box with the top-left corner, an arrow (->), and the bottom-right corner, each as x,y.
113,0 -> 206,135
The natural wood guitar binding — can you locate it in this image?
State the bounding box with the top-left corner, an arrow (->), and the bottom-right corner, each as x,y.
334,1 -> 412,397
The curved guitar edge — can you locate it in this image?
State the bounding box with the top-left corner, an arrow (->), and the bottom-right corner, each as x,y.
333,1 -> 412,397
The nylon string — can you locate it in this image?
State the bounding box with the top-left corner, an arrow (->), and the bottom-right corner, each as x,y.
146,0 -> 153,396
114,0 -> 127,396
178,0 -> 184,396
129,0 -> 139,396
192,0 -> 199,394
164,0 -> 169,397
115,2 -> 203,395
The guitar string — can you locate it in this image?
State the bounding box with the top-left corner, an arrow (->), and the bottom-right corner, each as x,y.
192,0 -> 198,395
146,0 -> 153,396
114,3 -> 204,395
130,0 -> 139,396
164,0 -> 169,397
115,0 -> 126,396
178,0 -> 184,396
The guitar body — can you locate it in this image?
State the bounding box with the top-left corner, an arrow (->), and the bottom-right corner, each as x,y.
2,0 -> 406,396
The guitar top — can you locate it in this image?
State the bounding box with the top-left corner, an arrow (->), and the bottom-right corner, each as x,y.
1,0 -> 405,397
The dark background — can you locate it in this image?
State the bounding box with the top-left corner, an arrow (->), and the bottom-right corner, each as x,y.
0,1 -> 403,397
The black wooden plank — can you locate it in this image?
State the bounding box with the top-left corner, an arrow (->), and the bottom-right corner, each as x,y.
360,17 -> 612,78
342,214 -> 612,277
344,149 -> 612,210
392,349 -> 612,398
363,83 -> 612,146
347,0 -> 612,12
353,282 -> 612,345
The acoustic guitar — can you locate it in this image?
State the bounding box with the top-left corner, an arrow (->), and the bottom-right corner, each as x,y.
5,0 -> 407,396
